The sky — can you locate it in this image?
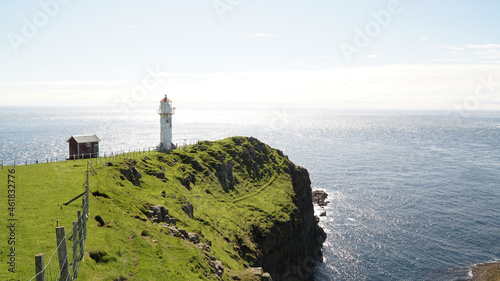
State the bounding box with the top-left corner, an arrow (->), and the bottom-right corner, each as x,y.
1,0 -> 500,111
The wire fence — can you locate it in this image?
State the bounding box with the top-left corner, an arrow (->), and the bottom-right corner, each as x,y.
1,146 -> 161,169
0,140 -> 206,169
28,162 -> 92,281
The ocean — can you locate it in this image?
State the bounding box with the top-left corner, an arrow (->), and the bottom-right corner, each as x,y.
1,105 -> 499,280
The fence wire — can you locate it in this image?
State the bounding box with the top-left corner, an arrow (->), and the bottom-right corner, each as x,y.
28,182 -> 89,281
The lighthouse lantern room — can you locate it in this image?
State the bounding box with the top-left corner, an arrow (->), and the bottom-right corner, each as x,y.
158,95 -> 175,150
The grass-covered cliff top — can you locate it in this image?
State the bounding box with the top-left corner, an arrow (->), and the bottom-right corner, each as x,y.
0,136 -> 305,280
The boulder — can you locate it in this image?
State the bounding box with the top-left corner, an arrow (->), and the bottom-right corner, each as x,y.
120,166 -> 142,186
210,260 -> 224,279
166,217 -> 177,226
182,203 -> 194,219
181,177 -> 191,190
147,205 -> 168,223
312,190 -> 329,207
178,229 -> 189,239
262,272 -> 273,281
248,267 -> 263,277
188,232 -> 200,244
197,243 -> 211,252
167,226 -> 180,237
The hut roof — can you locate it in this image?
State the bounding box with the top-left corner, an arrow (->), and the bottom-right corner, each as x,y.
67,135 -> 100,143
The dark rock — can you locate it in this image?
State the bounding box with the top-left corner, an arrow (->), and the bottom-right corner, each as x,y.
320,211 -> 327,217
146,205 -> 168,223
167,226 -> 180,237
120,164 -> 142,186
95,215 -> 105,227
181,177 -> 191,190
197,243 -> 211,252
178,229 -> 189,239
156,172 -> 165,179
312,190 -> 329,207
92,191 -> 110,199
133,215 -> 147,222
251,164 -> 326,281
182,203 -> 194,219
161,191 -> 166,198
215,161 -> 235,191
166,217 -> 177,226
188,232 -> 200,244
210,260 -> 224,280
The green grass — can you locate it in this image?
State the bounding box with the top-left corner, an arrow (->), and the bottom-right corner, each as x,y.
0,136 -> 298,280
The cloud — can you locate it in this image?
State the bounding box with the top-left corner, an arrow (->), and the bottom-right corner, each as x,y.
420,37 -> 427,41
245,33 -> 273,38
466,44 -> 500,49
3,65 -> 500,110
434,45 -> 463,50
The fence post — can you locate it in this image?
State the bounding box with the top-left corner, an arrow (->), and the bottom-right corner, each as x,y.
55,226 -> 70,281
77,209 -> 83,261
80,195 -> 86,260
35,253 -> 45,281
72,220 -> 78,279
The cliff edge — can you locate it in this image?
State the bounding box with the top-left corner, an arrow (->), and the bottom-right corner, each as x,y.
0,136 -> 325,281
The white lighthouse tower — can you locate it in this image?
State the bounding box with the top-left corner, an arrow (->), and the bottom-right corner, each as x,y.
158,95 -> 175,150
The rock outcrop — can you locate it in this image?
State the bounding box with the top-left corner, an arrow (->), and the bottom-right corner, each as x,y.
252,164 -> 326,281
312,190 -> 329,207
120,161 -> 142,186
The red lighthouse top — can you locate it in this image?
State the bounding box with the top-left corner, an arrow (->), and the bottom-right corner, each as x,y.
160,95 -> 172,102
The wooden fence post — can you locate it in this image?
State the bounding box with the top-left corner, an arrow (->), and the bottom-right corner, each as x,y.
72,220 -> 78,279
55,226 -> 70,281
35,253 -> 45,281
79,199 -> 84,261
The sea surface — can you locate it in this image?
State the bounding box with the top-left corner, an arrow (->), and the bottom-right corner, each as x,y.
1,106 -> 499,280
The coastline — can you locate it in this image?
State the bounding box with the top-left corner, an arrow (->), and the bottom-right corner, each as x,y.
470,261 -> 500,281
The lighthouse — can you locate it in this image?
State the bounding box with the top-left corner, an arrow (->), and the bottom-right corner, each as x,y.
158,95 -> 175,150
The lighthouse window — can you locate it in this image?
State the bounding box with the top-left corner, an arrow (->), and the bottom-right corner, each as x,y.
166,119 -> 169,123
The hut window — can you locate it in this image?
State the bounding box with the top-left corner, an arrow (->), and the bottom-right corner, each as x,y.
86,142 -> 91,147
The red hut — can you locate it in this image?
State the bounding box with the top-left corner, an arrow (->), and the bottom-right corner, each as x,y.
67,135 -> 100,159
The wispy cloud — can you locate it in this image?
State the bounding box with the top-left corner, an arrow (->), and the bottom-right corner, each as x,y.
124,25 -> 141,30
3,65 -> 500,110
434,45 -> 463,50
466,44 -> 500,49
420,37 -> 427,41
245,33 -> 282,38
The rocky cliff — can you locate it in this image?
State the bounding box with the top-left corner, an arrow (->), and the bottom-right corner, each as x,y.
7,136 -> 325,280
253,164 -> 326,280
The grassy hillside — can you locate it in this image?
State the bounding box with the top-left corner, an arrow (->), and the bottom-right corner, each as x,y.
0,136 -> 301,280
